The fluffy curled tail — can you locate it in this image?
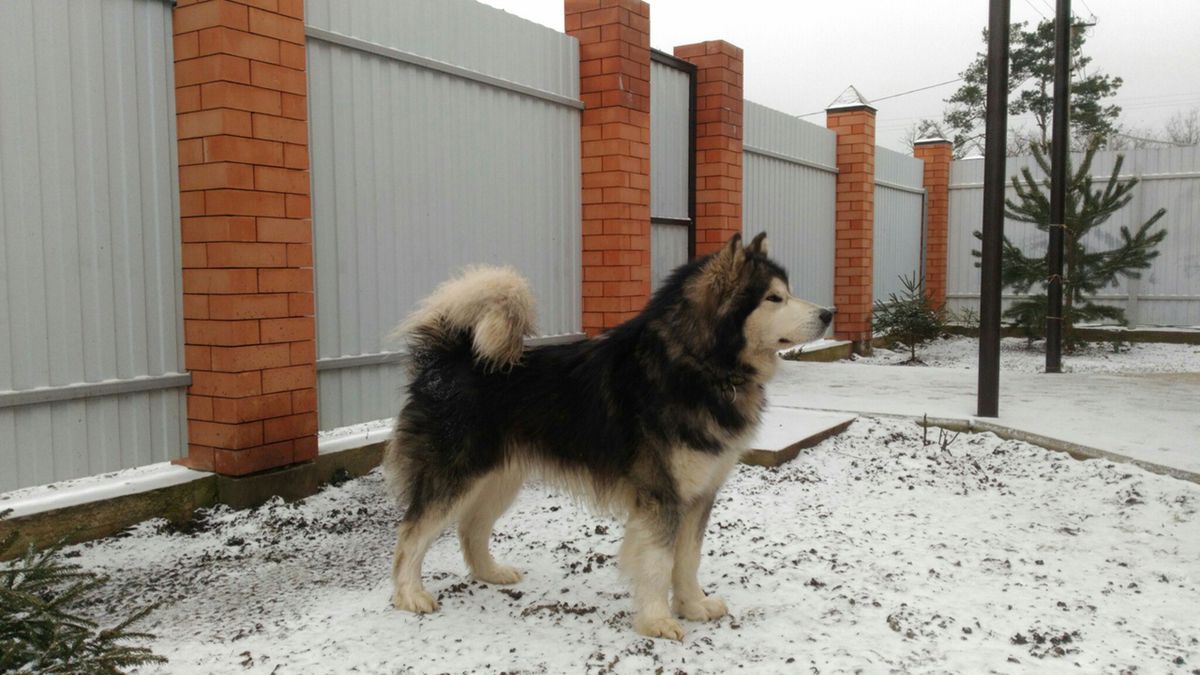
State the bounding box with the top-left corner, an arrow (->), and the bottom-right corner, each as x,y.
384,266 -> 534,502
397,265 -> 536,374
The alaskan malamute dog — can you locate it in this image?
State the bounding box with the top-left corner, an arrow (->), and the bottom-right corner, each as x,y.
384,232 -> 832,640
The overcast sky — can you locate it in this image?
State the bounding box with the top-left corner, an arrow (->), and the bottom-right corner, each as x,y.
479,0 -> 1200,153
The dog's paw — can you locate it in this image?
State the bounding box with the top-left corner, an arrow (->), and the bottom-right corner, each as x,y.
392,587 -> 440,613
673,594 -> 728,621
634,615 -> 685,641
473,564 -> 523,585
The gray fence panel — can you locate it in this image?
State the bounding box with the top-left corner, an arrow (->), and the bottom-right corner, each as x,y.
306,0 -> 577,96
873,147 -> 926,302
946,146 -> 1200,326
0,0 -> 185,492
306,0 -> 582,429
1123,147 -> 1200,325
651,224 -> 689,290
742,102 -> 837,307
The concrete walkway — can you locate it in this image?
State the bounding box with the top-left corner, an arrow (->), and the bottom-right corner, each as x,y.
768,361 -> 1200,481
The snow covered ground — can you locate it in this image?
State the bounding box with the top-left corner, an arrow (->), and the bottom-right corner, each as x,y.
67,417 -> 1199,674
853,335 -> 1200,374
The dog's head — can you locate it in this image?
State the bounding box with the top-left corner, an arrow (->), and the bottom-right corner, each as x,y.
677,232 -> 833,377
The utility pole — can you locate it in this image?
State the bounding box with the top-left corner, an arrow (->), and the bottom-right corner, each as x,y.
1046,0 -> 1071,373
977,0 -> 1011,418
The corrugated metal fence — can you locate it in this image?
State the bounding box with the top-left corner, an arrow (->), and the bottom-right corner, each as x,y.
0,0 -> 186,493
947,146 -> 1200,326
742,101 -> 838,308
873,147 -> 926,301
305,0 -> 583,429
0,0 -> 957,493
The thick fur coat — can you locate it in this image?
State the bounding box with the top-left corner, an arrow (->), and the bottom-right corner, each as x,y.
384,233 -> 832,640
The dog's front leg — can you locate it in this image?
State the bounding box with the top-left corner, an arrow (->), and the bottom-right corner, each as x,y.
620,499 -> 683,640
671,496 -> 727,621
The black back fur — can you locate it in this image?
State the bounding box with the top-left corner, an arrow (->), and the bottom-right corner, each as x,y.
392,245 -> 790,519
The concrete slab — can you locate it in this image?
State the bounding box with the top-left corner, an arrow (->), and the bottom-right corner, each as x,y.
743,408 -> 857,466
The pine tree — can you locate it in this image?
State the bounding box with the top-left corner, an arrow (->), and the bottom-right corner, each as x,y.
944,19 -> 1123,157
872,273 -> 946,364
973,142 -> 1167,350
0,510 -> 166,673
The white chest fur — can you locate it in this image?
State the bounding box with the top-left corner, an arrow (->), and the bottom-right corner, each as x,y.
668,445 -> 745,505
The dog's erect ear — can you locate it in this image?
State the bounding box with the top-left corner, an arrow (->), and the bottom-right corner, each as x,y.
714,233 -> 746,269
690,232 -> 746,310
723,233 -> 743,257
746,232 -> 770,257
720,234 -> 739,270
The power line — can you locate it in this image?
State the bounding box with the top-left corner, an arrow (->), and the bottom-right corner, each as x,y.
873,78 -> 965,104
796,77 -> 963,118
1023,0 -> 1047,19
1112,131 -> 1193,147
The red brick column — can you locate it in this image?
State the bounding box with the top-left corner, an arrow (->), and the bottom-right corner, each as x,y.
173,0 -> 316,476
826,89 -> 877,350
674,41 -> 743,256
913,138 -> 953,309
565,0 -> 651,334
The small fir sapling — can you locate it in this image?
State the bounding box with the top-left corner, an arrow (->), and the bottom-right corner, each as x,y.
872,273 -> 947,364
0,510 -> 166,674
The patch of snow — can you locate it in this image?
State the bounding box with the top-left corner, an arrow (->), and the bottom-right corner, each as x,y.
856,336 -> 1200,374
318,418 -> 394,455
827,84 -> 875,111
779,337 -> 850,358
769,360 -> 1200,477
317,418 -> 394,441
0,419 -> 400,516
751,408 -> 856,452
0,462 -> 205,519
61,417 -> 1199,673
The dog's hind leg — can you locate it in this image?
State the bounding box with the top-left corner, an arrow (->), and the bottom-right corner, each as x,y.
391,476 -> 487,613
620,495 -> 684,641
458,465 -> 524,585
671,495 -> 727,621
391,507 -> 453,613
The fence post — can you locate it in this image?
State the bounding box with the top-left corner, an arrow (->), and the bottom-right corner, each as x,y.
913,138 -> 953,309
173,0 -> 317,476
673,41 -> 744,256
565,0 -> 652,335
826,86 -> 876,353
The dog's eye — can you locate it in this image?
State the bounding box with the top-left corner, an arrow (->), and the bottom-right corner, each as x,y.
766,294 -> 783,303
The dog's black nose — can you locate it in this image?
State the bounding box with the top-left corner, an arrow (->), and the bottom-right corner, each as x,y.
819,308 -> 835,324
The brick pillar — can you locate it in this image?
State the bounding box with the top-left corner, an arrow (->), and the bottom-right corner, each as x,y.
826,86 -> 876,351
173,0 -> 317,476
913,138 -> 953,309
674,41 -> 743,256
565,0 -> 651,334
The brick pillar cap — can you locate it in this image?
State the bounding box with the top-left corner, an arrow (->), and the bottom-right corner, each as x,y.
673,40 -> 743,60
914,137 -> 952,146
826,85 -> 876,113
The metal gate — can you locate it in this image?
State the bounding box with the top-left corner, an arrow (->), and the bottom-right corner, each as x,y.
649,50 -> 695,290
